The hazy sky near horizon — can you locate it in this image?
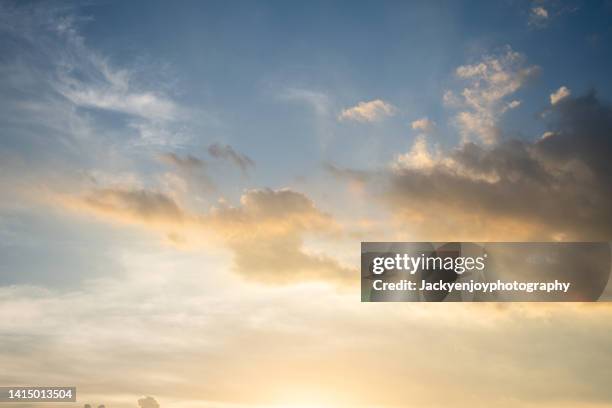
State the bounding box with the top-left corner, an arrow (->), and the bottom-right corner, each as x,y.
2,1 -> 612,407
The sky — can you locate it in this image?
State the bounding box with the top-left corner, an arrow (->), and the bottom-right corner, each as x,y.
1,0 -> 612,407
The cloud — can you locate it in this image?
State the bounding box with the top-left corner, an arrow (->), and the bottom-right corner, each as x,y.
390,91 -> 612,240
157,152 -> 215,195
41,16 -> 179,122
338,99 -> 397,122
207,143 -> 255,175
411,117 -> 436,133
540,131 -> 556,140
323,163 -> 370,184
527,2 -> 581,29
550,86 -> 571,105
333,91 -> 612,241
59,187 -> 354,285
532,6 -> 549,18
59,84 -> 178,121
506,99 -> 521,110
394,135 -> 441,171
138,396 -> 160,408
445,47 -> 539,144
529,6 -> 549,27
68,188 -> 187,226
212,189 -> 354,284
4,277 -> 612,408
209,188 -> 354,285
158,153 -> 204,171
0,1 -> 187,153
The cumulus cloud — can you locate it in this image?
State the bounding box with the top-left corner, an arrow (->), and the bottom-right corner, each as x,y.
550,86 -> 571,105
338,99 -> 397,122
445,47 -> 539,144
394,135 -> 441,171
411,117 -> 436,133
388,91 -> 612,240
207,143 -> 255,175
331,91 -> 612,241
60,187 -> 354,285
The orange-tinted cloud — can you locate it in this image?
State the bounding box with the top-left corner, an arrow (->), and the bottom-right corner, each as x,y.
59,186 -> 355,285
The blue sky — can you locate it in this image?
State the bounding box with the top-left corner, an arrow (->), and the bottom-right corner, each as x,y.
39,0 -> 612,178
3,0 -> 612,191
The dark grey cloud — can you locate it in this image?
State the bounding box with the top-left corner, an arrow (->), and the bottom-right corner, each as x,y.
207,143 -> 255,174
537,90 -> 612,181
386,91 -> 612,240
323,91 -> 612,241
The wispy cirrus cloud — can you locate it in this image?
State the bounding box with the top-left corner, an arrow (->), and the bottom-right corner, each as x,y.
0,1 -> 188,152
45,10 -> 180,123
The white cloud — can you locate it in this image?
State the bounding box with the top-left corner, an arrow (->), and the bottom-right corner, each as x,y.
394,135 -> 440,170
411,117 -> 436,133
529,6 -> 549,27
338,99 -> 397,122
445,47 -> 539,145
61,86 -> 178,121
506,100 -> 521,110
54,50 -> 179,122
550,86 -> 571,105
532,6 -> 549,18
0,2 -> 188,152
128,121 -> 189,148
540,131 -> 555,140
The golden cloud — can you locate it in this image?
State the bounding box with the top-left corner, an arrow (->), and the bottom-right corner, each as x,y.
58,186 -> 355,286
